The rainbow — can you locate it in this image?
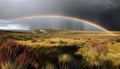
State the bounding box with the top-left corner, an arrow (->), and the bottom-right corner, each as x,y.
10,15 -> 116,35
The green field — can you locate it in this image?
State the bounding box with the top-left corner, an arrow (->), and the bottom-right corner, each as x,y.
0,29 -> 120,69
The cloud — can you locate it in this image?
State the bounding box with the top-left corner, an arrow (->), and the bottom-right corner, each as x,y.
0,24 -> 30,30
0,0 -> 116,19
0,0 -> 119,30
98,0 -> 120,30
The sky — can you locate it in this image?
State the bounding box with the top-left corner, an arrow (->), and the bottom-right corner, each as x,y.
0,0 -> 120,31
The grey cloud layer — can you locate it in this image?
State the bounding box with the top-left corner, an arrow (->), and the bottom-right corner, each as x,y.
0,0 -> 116,19
0,0 -> 119,30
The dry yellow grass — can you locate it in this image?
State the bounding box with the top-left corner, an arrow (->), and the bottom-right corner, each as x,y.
1,30 -> 120,68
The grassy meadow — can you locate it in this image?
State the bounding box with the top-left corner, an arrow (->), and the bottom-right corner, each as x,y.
0,29 -> 120,69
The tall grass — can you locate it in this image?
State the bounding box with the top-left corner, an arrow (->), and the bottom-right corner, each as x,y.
1,61 -> 24,69
0,40 -> 39,69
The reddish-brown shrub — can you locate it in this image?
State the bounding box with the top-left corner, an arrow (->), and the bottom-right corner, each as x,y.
31,39 -> 38,43
101,42 -> 108,45
0,40 -> 39,69
49,41 -> 56,44
111,42 -> 115,45
96,45 -> 108,55
74,38 -> 80,40
88,41 -> 98,47
88,38 -> 92,40
70,43 -> 78,47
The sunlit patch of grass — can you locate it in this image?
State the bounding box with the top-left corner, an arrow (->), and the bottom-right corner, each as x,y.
75,38 -> 120,68
15,37 -> 87,47
58,54 -> 73,63
58,54 -> 73,69
41,62 -> 55,69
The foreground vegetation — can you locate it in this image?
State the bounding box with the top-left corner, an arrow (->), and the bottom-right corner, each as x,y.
0,30 -> 120,69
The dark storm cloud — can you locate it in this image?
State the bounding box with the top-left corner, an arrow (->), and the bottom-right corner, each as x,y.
0,0 -> 115,19
98,0 -> 120,30
60,0 -> 115,21
0,0 -> 62,19
0,0 -> 119,30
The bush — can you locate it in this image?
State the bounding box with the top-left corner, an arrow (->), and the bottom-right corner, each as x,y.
96,45 -> 108,55
58,40 -> 67,45
116,38 -> 120,42
31,39 -> 38,43
0,40 -> 39,69
49,41 -> 56,44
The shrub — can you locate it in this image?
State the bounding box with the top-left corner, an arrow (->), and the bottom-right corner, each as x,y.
96,45 -> 108,55
49,41 -> 56,44
101,42 -> 108,45
116,38 -> 120,42
58,40 -> 67,45
87,38 -> 92,40
31,39 -> 38,43
111,42 -> 115,45
0,40 -> 39,69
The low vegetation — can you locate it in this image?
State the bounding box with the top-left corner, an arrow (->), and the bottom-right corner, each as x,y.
1,61 -> 24,69
0,30 -> 120,69
0,40 -> 39,69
